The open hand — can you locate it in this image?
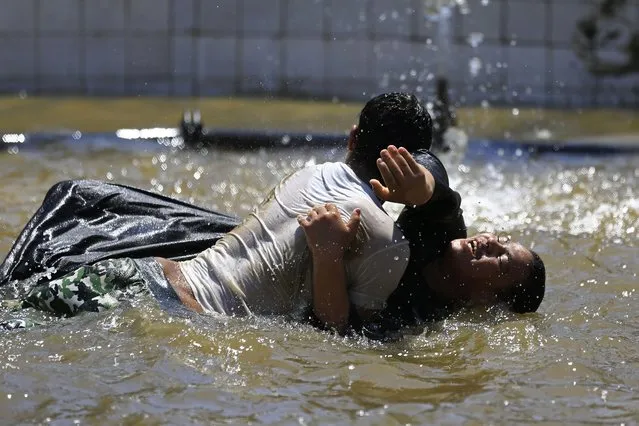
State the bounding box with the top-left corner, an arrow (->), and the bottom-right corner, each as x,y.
297,203 -> 361,261
369,145 -> 434,206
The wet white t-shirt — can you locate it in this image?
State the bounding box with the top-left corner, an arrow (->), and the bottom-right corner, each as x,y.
179,162 -> 410,316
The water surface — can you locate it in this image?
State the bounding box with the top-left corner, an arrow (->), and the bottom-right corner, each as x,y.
0,137 -> 637,425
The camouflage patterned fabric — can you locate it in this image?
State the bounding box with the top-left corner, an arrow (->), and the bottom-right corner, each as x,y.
1,258 -> 183,331
21,258 -> 148,318
0,319 -> 37,330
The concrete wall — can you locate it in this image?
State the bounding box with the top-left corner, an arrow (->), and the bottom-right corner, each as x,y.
0,0 -> 638,107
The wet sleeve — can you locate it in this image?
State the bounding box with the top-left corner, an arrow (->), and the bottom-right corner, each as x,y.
397,150 -> 467,264
413,149 -> 463,219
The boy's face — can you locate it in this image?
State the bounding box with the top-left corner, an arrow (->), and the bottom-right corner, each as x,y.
426,233 -> 533,305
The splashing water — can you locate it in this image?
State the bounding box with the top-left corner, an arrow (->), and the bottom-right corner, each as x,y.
423,0 -> 466,76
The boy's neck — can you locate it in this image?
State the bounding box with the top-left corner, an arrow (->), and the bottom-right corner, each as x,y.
344,158 -> 380,186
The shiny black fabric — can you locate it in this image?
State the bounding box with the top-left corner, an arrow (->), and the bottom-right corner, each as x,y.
0,180 -> 240,288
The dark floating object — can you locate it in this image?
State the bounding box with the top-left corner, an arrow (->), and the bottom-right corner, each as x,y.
178,110 -> 347,149
2,105 -> 638,155
3,126 -> 638,155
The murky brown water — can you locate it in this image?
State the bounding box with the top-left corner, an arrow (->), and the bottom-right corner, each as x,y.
0,135 -> 637,425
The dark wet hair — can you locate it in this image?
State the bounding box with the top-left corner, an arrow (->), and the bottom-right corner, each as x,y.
501,249 -> 546,313
352,92 -> 432,167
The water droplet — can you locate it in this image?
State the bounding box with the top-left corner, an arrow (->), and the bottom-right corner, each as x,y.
467,32 -> 484,48
536,128 -> 552,139
469,57 -> 482,77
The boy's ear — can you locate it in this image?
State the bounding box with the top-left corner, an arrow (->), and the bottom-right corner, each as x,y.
348,125 -> 358,152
